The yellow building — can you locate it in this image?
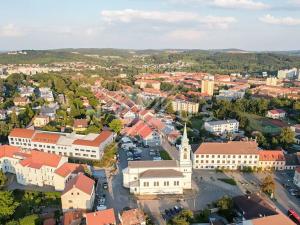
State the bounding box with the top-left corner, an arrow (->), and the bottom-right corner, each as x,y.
266,77 -> 278,86
201,78 -> 214,96
171,99 -> 199,114
33,115 -> 50,127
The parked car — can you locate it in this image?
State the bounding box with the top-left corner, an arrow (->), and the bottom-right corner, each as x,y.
153,156 -> 162,161
127,157 -> 133,161
103,182 -> 108,190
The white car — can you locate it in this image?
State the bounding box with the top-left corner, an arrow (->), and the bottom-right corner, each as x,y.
96,204 -> 107,211
153,156 -> 162,161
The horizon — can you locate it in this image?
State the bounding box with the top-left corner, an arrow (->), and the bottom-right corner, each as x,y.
1,0 -> 300,51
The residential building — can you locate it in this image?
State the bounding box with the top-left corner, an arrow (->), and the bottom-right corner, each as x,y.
86,209 -> 116,225
61,173 -> 95,212
135,79 -> 161,90
0,145 -> 83,190
193,141 -> 259,170
259,150 -> 286,170
13,97 -> 30,107
73,119 -> 88,132
201,76 -> 214,96
40,103 -> 59,120
119,208 -> 146,225
266,109 -> 286,119
204,119 -> 239,135
266,77 -> 278,86
8,128 -> 114,160
33,115 -> 50,127
123,125 -> 192,195
277,68 -> 298,80
216,89 -> 245,101
62,210 -> 83,225
171,99 -> 199,114
39,87 -> 54,102
0,110 -> 7,120
294,167 -> 300,188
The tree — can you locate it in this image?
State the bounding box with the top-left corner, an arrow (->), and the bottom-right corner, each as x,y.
215,196 -> 234,221
165,101 -> 175,114
0,191 -> 19,221
0,170 -> 8,187
261,175 -> 275,196
278,127 -> 295,148
109,119 -> 123,134
169,210 -> 193,225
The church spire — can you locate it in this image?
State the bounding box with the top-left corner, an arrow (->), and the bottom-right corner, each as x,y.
182,123 -> 188,144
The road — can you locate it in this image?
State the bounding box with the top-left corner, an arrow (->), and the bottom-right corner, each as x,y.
161,138 -> 179,160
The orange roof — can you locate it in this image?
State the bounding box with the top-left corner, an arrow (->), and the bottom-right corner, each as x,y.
259,150 -> 285,161
73,119 -> 88,128
9,128 -> 35,138
32,132 -> 60,144
62,173 -> 95,196
194,141 -> 259,155
73,131 -> 113,147
268,109 -> 286,114
0,145 -> 22,158
43,218 -> 56,225
251,213 -> 296,225
120,209 -> 146,225
63,210 -> 83,225
55,163 -> 85,177
86,209 -> 116,225
19,150 -> 62,169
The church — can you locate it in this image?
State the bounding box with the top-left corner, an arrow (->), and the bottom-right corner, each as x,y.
123,125 -> 192,195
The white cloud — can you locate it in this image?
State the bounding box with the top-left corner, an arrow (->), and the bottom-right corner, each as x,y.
211,0 -> 269,10
101,9 -> 236,29
260,14 -> 300,26
0,24 -> 24,37
166,29 -> 204,41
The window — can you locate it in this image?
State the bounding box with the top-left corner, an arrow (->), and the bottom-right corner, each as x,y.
164,181 -> 169,186
154,181 -> 159,186
143,182 -> 149,187
174,181 -> 179,186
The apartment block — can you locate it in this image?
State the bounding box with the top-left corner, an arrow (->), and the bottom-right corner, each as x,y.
8,128 -> 114,160
171,99 -> 199,114
204,119 -> 239,135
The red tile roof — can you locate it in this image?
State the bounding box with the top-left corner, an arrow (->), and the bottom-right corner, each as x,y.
73,119 -> 88,128
120,209 -> 146,225
268,109 -> 286,115
19,150 -> 62,169
126,120 -> 153,139
86,209 -> 116,225
9,128 -> 35,139
63,210 -> 83,225
62,173 -> 95,196
0,145 -> 22,158
32,132 -> 61,144
72,131 -> 113,147
259,150 -> 285,161
55,163 -> 85,177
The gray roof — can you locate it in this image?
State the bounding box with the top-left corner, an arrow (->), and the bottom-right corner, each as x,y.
205,119 -> 239,126
140,169 -> 183,179
128,160 -> 178,168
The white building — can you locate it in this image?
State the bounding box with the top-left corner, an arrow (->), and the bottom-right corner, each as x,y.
0,145 -> 85,190
216,90 -> 245,101
39,87 -> 54,102
266,109 -> 286,119
294,168 -> 300,188
123,125 -> 192,195
277,68 -> 298,80
8,128 -> 114,160
204,119 -> 239,135
193,141 -> 259,170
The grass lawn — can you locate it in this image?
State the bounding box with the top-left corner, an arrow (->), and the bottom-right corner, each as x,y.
160,150 -> 172,160
218,178 -> 237,186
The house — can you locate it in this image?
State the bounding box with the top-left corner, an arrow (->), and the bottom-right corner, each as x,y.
61,173 -> 95,212
86,208 -> 116,225
123,125 -> 192,195
295,135 -> 300,145
18,86 -> 35,97
259,150 -> 286,170
43,218 -> 56,225
119,208 -> 146,225
193,141 -> 259,170
294,167 -> 300,188
13,97 -> 30,107
267,109 -> 286,119
0,110 -> 7,120
33,115 -> 50,127
247,213 -> 296,225
40,103 -> 59,120
73,119 -> 88,132
204,119 -> 239,135
39,87 -> 54,102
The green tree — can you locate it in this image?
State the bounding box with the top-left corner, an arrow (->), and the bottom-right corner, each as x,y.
261,175 -> 275,196
278,127 -> 295,148
109,119 -> 123,134
0,170 -> 8,187
215,195 -> 234,221
169,210 -> 193,225
0,191 -> 19,221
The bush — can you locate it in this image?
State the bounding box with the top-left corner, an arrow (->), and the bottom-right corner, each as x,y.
218,178 -> 237,186
19,215 -> 41,225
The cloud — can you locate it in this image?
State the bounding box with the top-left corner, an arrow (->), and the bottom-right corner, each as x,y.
0,24 -> 24,37
101,9 -> 236,29
166,29 -> 204,41
260,14 -> 300,26
211,0 -> 269,10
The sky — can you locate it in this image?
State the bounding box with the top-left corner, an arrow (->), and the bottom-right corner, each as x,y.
0,0 -> 300,51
